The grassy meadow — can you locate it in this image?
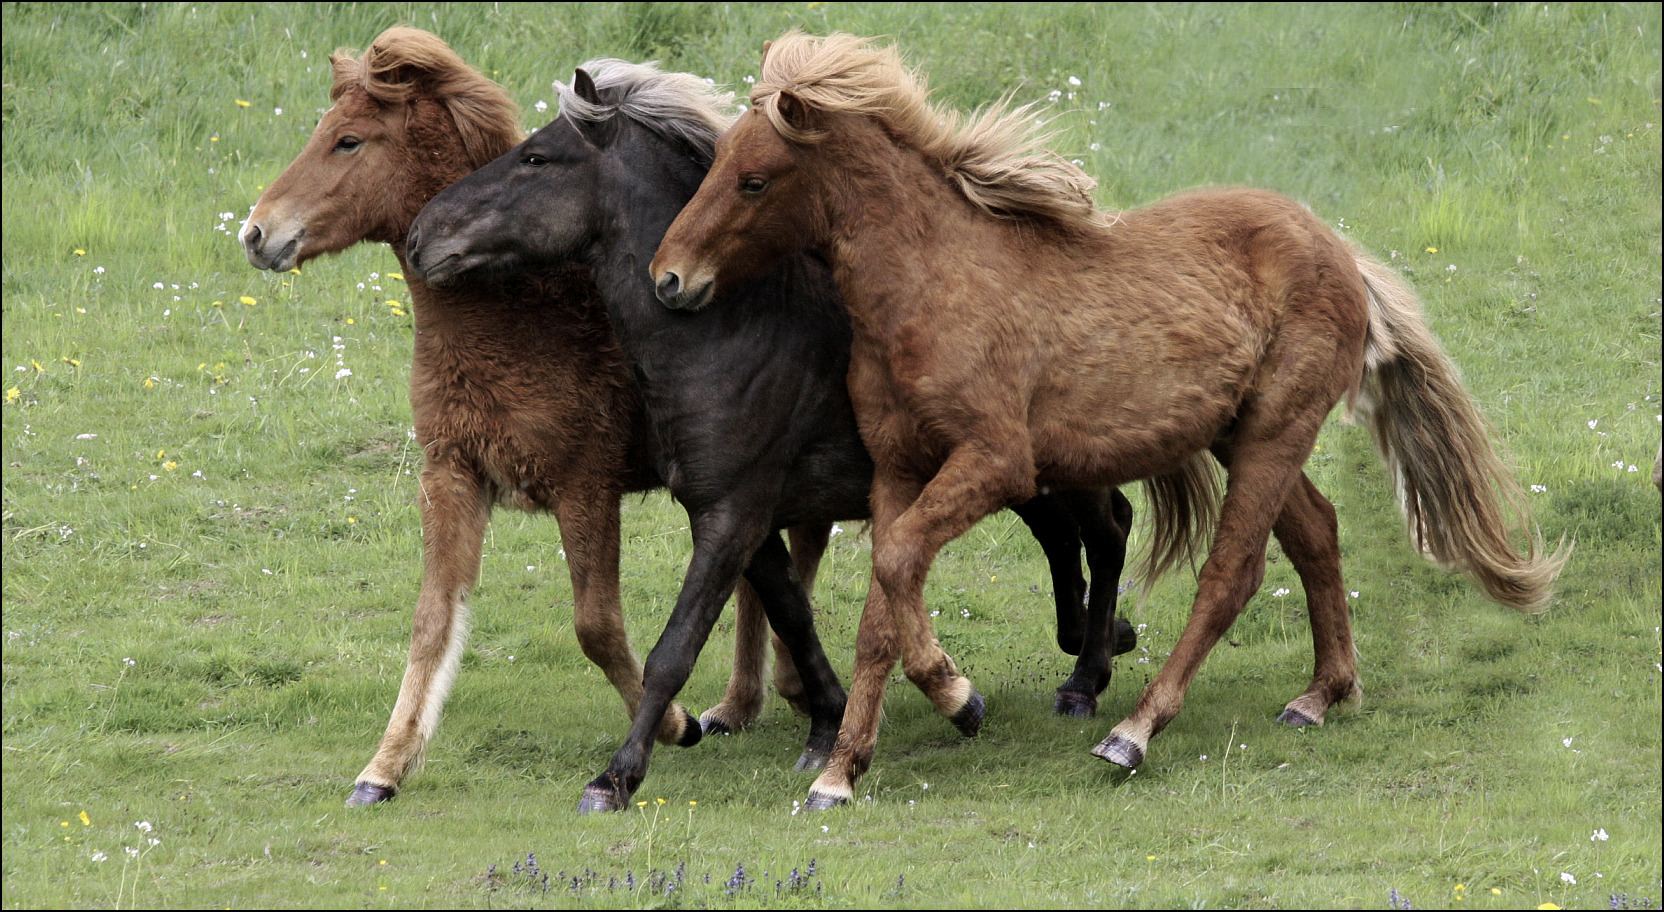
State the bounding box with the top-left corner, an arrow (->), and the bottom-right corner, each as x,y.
2,2 -> 1660,908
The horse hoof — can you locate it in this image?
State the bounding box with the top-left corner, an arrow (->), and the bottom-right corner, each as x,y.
701,715 -> 734,737
577,784 -> 628,814
804,789 -> 848,812
950,689 -> 986,737
675,708 -> 704,748
1053,689 -> 1097,718
1090,733 -> 1144,769
345,782 -> 396,807
1277,706 -> 1319,727
794,747 -> 831,772
1111,617 -> 1138,657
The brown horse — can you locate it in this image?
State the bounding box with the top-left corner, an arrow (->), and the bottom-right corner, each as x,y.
652,31 -> 1569,809
240,26 -> 823,806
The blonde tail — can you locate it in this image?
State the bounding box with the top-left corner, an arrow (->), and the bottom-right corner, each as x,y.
1350,252 -> 1569,611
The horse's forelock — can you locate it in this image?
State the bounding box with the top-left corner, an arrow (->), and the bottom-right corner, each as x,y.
558,58 -> 737,162
328,27 -> 522,167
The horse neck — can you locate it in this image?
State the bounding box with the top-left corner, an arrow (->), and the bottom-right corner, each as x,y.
814,126 -> 979,334
586,142 -> 711,345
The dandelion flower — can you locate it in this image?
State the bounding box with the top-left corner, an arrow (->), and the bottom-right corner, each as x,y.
74,249 -> 86,256
239,296 -> 257,306
79,811 -> 90,826
235,99 -> 251,108
5,387 -> 18,403
1425,246 -> 1438,253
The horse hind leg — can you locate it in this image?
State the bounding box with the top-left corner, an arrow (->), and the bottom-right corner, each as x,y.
1094,429 -> 1318,769
561,490 -> 701,749
698,578 -> 770,736
1270,472 -> 1362,727
1046,488 -> 1135,718
1009,495 -> 1089,656
348,461 -> 490,807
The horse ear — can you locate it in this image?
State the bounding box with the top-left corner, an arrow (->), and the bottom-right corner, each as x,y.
776,89 -> 816,134
760,39 -> 773,68
573,67 -> 602,105
569,67 -> 620,147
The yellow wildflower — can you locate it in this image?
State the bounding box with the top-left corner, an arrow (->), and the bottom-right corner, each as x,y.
1425,246 -> 1438,253
235,99 -> 251,108
387,272 -> 404,281
74,249 -> 86,256
239,295 -> 257,306
79,811 -> 90,826
163,461 -> 178,471
5,387 -> 19,403
31,359 -> 44,372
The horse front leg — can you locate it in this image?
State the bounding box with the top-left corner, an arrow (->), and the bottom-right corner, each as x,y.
1043,488 -> 1135,718
809,446 -> 1032,809
559,489 -> 701,748
740,530 -> 846,771
577,510 -> 767,813
699,523 -> 831,733
774,523 -> 833,714
348,458 -> 489,806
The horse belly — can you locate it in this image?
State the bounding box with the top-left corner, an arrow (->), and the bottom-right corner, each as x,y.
1026,335 -> 1257,487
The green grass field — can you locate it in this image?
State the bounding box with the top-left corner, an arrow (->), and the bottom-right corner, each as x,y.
3,2 -> 1659,908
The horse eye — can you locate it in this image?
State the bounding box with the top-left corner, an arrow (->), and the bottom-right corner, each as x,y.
524,154 -> 549,167
741,177 -> 768,193
333,137 -> 362,153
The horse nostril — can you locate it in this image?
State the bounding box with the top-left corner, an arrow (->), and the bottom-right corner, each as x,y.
655,270 -> 682,304
244,223 -> 263,249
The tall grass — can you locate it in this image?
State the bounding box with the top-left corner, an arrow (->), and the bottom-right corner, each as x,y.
4,3 -> 1659,908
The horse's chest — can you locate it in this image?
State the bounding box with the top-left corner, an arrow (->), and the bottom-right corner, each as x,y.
409,350 -> 623,511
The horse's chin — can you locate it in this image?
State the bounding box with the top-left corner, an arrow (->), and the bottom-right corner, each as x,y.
415,252 -> 470,287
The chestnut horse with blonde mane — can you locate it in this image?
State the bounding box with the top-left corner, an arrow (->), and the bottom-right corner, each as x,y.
653,31 -> 1569,809
241,27 -> 831,806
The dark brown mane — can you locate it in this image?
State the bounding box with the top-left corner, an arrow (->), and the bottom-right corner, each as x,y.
329,26 -> 523,169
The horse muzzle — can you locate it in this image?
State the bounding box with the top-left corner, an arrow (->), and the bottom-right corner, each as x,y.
652,268 -> 715,311
241,221 -> 302,272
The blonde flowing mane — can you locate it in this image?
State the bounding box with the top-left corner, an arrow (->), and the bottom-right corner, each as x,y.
753,30 -> 1106,230
329,26 -> 524,169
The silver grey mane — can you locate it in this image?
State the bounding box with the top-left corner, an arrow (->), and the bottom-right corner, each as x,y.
556,58 -> 738,160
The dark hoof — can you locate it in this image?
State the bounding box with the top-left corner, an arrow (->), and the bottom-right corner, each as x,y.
1090,733 -> 1144,769
675,708 -> 704,748
1053,688 -> 1098,718
701,715 -> 734,736
345,782 -> 396,807
950,689 -> 986,737
577,783 -> 628,814
804,789 -> 848,812
1277,706 -> 1319,727
794,747 -> 831,772
1111,617 -> 1138,657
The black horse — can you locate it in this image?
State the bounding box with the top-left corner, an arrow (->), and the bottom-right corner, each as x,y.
407,60 -> 1137,812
